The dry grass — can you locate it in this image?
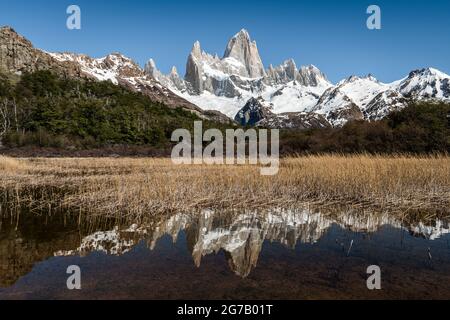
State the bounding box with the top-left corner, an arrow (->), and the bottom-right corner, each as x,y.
0,156 -> 26,173
0,155 -> 449,219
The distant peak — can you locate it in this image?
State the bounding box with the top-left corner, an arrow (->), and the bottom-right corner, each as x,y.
108,52 -> 125,57
170,66 -> 178,75
0,26 -> 21,37
234,28 -> 250,39
347,75 -> 360,82
223,29 -> 265,78
145,58 -> 157,72
144,58 -> 160,77
0,25 -> 16,33
191,40 -> 202,57
302,64 -> 319,71
337,75 -> 359,86
104,52 -> 132,60
0,25 -> 35,48
410,67 -> 449,78
364,73 -> 378,82
283,58 -> 297,68
147,58 -> 156,68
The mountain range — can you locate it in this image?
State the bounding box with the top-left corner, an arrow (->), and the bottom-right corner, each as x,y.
1,26 -> 449,129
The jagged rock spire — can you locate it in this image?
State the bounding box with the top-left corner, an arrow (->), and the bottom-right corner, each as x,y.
191,41 -> 202,58
144,58 -> 158,78
223,29 -> 266,78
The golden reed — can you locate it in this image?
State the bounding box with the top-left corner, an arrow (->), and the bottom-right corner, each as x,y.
0,155 -> 449,219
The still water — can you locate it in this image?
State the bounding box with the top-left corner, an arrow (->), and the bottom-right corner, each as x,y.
1,207 -> 450,299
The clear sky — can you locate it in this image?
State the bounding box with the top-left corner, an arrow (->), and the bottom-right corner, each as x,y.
1,0 -> 449,83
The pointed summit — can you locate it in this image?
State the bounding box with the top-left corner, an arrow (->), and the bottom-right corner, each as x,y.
364,73 -> 378,82
223,29 -> 265,78
234,29 -> 251,40
283,59 -> 297,80
144,58 -> 160,78
191,40 -> 202,58
0,26 -> 17,34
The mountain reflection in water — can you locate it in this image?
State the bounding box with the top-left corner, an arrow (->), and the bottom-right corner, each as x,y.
1,207 -> 450,299
53,209 -> 450,278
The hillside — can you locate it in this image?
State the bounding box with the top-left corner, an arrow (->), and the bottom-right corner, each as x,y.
0,70 -> 226,152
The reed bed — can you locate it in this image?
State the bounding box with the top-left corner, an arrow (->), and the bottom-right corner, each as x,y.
0,155 -> 449,219
0,155 -> 26,173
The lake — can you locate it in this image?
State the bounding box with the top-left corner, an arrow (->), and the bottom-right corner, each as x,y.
1,207 -> 449,299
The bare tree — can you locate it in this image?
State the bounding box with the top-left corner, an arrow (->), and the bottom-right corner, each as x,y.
0,98 -> 11,145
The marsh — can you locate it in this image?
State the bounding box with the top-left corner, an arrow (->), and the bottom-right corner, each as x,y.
0,155 -> 449,299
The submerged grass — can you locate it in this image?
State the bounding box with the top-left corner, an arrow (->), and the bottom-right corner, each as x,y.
0,155 -> 449,219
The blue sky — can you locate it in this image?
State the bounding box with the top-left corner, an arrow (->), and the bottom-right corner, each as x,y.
1,0 -> 449,83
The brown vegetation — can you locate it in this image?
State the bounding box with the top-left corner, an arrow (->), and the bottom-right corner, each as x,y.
0,155 -> 449,219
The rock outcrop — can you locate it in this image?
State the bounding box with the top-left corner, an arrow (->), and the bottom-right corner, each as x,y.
223,29 -> 266,78
399,67 -> 450,101
234,97 -> 275,126
266,60 -> 329,87
0,26 -> 85,78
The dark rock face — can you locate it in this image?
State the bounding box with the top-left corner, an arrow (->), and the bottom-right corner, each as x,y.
259,112 -> 331,129
185,52 -> 203,95
327,104 -> 364,124
399,68 -> 450,100
364,90 -> 409,121
234,97 -> 275,126
442,79 -> 450,98
235,97 -> 331,129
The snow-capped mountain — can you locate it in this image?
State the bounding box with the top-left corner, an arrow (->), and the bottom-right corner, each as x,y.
147,29 -> 334,123
398,67 -> 450,101
311,75 -> 393,126
148,29 -> 450,128
2,25 -> 449,128
46,52 -> 232,121
0,26 -> 232,123
364,89 -> 409,121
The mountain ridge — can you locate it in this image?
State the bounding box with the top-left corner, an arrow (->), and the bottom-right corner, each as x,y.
0,26 -> 232,124
2,26 -> 449,129
146,29 -> 450,128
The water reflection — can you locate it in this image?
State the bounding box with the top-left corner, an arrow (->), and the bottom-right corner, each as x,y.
45,208 -> 450,278
2,207 -> 450,299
